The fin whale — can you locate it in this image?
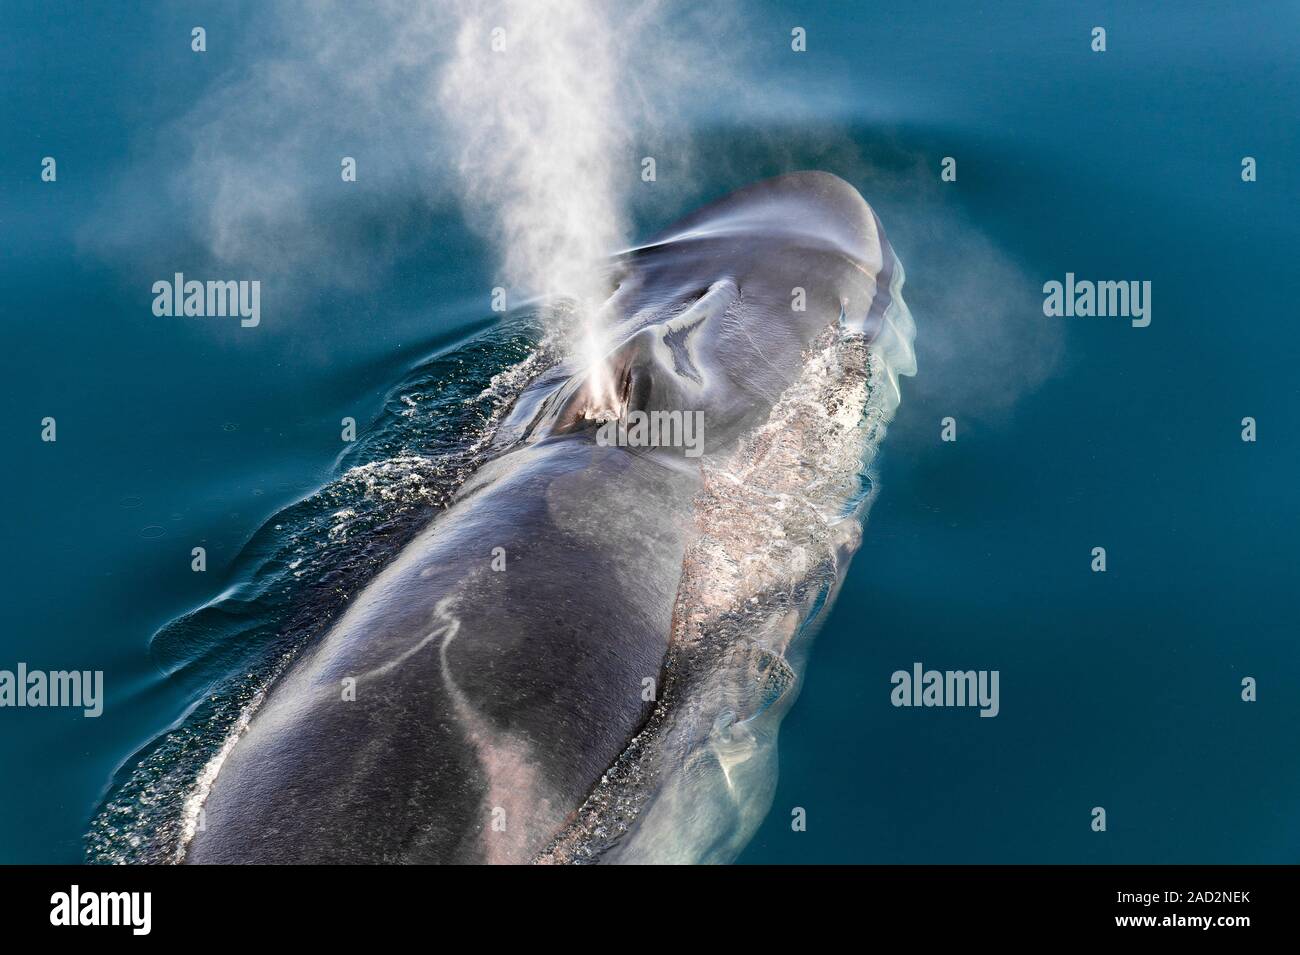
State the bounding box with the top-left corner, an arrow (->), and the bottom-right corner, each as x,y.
184,171 -> 915,864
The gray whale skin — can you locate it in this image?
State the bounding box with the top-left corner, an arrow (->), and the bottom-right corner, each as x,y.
185,171 -> 914,864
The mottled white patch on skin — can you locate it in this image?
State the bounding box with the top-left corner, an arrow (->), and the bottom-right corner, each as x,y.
542,324 -> 911,864
432,597 -> 561,863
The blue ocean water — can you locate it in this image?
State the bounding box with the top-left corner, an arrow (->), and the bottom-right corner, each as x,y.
3,1 -> 1298,863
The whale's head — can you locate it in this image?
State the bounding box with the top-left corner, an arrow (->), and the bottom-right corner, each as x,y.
510,171 -> 915,460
